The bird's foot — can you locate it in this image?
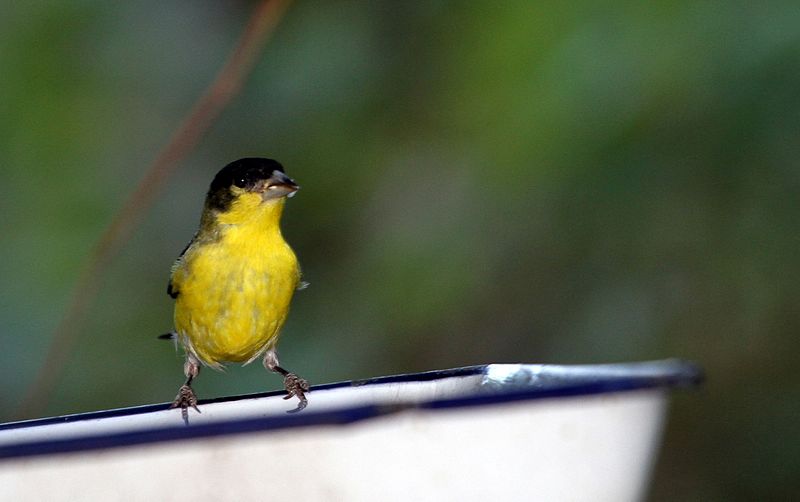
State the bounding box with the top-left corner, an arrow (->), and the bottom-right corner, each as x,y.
170,384 -> 200,425
282,373 -> 309,413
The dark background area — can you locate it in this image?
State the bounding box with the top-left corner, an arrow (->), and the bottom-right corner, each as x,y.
1,2 -> 798,499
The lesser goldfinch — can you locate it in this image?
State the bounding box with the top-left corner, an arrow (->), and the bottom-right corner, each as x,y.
165,157 -> 308,418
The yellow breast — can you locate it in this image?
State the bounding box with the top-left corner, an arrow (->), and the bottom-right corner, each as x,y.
173,197 -> 299,367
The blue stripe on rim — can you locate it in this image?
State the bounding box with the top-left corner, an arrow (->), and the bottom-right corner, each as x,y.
0,359 -> 702,460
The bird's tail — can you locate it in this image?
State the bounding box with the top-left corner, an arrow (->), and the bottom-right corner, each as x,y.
158,331 -> 177,340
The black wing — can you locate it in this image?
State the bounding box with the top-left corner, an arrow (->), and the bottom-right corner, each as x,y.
167,235 -> 195,299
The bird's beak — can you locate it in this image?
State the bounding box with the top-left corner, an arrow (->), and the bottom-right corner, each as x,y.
261,171 -> 299,201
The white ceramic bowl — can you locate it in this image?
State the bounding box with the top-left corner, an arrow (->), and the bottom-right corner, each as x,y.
0,359 -> 701,501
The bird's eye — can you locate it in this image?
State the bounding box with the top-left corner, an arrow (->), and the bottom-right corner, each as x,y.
234,177 -> 247,188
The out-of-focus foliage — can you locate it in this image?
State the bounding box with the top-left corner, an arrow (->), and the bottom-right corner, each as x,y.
1,1 -> 798,499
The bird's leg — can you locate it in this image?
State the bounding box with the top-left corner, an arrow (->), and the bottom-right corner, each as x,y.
263,349 -> 309,413
170,355 -> 201,425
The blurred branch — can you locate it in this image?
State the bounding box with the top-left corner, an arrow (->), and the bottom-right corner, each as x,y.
14,0 -> 293,420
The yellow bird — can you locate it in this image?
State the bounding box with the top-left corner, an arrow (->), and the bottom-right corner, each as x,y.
165,157 -> 308,418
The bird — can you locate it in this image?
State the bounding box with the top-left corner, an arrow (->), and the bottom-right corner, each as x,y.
164,157 -> 308,421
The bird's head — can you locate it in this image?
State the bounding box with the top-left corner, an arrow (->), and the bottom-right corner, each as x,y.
205,157 -> 298,210
202,157 -> 300,226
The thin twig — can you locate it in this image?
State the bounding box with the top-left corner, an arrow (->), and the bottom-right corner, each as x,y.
14,0 -> 293,420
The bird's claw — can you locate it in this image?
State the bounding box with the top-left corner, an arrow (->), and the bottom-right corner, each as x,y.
170,384 -> 200,425
282,373 -> 309,413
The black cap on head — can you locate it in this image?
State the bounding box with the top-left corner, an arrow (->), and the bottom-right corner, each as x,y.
206,158 -> 285,211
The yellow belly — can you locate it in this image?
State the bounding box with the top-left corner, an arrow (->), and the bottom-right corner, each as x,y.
173,225 -> 299,367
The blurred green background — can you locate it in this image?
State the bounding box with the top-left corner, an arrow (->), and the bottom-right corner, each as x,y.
1,1 -> 798,499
